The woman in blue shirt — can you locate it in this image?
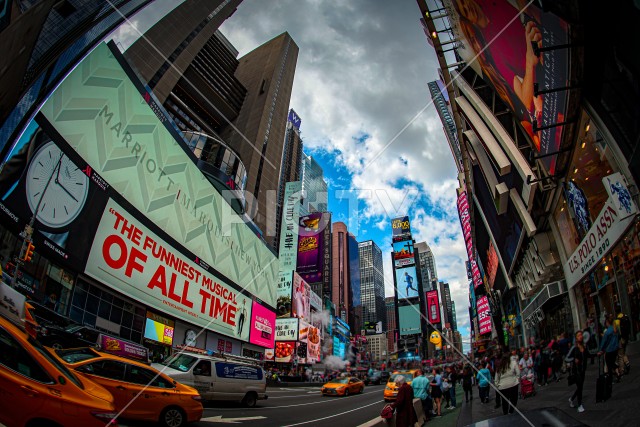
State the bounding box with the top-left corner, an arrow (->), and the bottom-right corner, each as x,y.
477,363 -> 492,403
598,315 -> 620,382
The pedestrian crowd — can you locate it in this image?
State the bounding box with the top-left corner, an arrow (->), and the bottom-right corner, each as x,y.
388,306 -> 633,426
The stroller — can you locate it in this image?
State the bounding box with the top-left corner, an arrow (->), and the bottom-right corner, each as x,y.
520,374 -> 536,399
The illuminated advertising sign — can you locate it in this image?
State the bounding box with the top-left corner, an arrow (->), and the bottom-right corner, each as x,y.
469,281 -> 477,319
395,265 -> 419,300
279,181 -> 302,274
86,198 -> 251,342
249,301 -> 276,348
458,191 -> 483,289
39,43 -> 279,307
309,290 -> 322,311
297,212 -> 328,283
425,290 -> 441,324
391,216 -> 412,241
393,240 -> 415,267
275,318 -> 299,342
276,271 -> 293,318
477,295 -> 492,335
0,122 -> 109,270
399,305 -> 421,336
446,0 -> 570,175
288,109 -> 302,130
292,272 -> 311,321
274,341 -> 295,363
99,334 -> 148,362
144,318 -> 174,345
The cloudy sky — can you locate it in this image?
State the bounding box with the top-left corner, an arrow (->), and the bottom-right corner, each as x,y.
111,0 -> 471,352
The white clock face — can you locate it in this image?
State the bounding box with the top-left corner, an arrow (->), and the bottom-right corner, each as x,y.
25,140 -> 89,229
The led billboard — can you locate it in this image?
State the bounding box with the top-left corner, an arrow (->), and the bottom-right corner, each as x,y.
446,0 -> 570,175
249,301 -> 276,348
477,295 -> 492,335
395,265 -> 419,300
38,42 -> 279,307
399,305 -> 421,336
297,212 -> 328,283
425,290 -> 441,324
292,272 -> 311,321
391,216 -> 412,242
458,191 -> 483,289
393,240 -> 415,267
86,198 -> 251,342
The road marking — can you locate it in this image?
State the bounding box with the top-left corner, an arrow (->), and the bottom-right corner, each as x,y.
280,400 -> 384,426
262,389 -> 381,408
201,415 -> 267,424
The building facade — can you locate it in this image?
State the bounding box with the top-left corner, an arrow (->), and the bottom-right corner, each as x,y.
439,281 -> 453,330
365,333 -> 387,363
300,154 -> 328,215
331,222 -> 352,325
358,240 -> 387,332
415,241 -> 438,291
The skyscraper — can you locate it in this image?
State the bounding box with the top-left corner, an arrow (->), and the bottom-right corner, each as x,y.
274,110 -> 304,250
331,222 -> 352,325
451,301 -> 458,331
416,241 -> 438,291
385,296 -> 397,333
428,79 -> 463,171
348,234 -> 362,334
0,0 -> 153,155
300,153 -> 328,215
439,281 -> 453,329
358,240 -> 387,332
124,2 -> 299,245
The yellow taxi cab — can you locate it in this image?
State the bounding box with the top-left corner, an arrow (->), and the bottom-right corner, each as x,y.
383,369 -> 419,402
56,347 -> 203,427
0,313 -> 118,427
321,375 -> 365,396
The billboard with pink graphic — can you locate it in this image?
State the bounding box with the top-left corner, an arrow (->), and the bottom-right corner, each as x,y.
249,301 -> 276,348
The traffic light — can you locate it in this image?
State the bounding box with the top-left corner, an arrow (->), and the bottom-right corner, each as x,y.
23,242 -> 35,262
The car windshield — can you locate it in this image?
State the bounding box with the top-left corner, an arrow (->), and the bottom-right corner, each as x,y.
162,354 -> 198,372
55,348 -> 101,364
30,338 -> 84,389
329,378 -> 349,384
391,373 -> 413,382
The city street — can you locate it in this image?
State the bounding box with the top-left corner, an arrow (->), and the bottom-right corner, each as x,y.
195,384 -> 385,427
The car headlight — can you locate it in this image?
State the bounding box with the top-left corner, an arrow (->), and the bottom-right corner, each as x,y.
337,387 -> 345,391
385,386 -> 392,391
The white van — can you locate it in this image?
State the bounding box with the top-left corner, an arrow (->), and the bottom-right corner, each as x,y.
153,352 -> 267,407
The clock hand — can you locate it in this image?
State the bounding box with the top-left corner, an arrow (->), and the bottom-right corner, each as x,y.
57,181 -> 79,202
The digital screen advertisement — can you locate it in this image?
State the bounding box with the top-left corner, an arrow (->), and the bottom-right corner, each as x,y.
249,301 -> 276,348
292,272 -> 311,321
447,0 -> 570,175
39,42 -> 279,307
399,304 -> 421,336
144,318 -> 174,345
477,295 -> 492,335
395,265 -> 419,299
85,198 -> 251,342
458,190 -> 483,289
393,240 -> 415,267
425,290 -> 441,324
297,212 -> 329,283
275,318 -> 299,342
391,216 -> 412,241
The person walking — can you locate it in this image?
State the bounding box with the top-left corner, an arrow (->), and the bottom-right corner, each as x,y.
441,366 -> 452,409
566,330 -> 588,413
449,364 -> 458,409
614,306 -> 631,376
391,376 -> 418,427
598,314 -> 621,382
495,352 -> 520,415
462,365 -> 473,402
430,368 -> 443,417
477,363 -> 492,404
411,370 -> 430,422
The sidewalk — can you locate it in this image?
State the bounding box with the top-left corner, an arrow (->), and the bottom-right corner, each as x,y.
456,341 -> 640,427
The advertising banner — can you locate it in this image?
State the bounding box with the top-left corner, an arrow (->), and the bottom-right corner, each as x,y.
395,265 -> 419,300
249,301 -> 275,348
292,272 -> 311,321
100,334 -> 148,362
144,318 -> 174,345
477,295 -> 492,335
391,216 -> 412,241
0,121 -> 109,271
399,304 -> 421,336
288,109 -> 302,130
458,191 -> 483,289
215,362 -> 263,380
85,198 -> 251,342
39,43 -> 278,307
279,181 -> 302,274
297,212 -> 328,283
309,290 -> 322,311
445,0 -> 570,175
425,290 -> 441,324
276,271 -> 293,318
274,341 -> 296,363
393,240 -> 415,267
322,213 -> 332,298
275,317 -> 299,342
564,173 -> 638,288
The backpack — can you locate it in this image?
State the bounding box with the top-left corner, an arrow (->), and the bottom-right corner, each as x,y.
619,314 -> 631,340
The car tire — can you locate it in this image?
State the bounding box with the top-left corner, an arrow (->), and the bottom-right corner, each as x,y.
344,389 -> 349,397
243,392 -> 258,408
160,406 -> 187,427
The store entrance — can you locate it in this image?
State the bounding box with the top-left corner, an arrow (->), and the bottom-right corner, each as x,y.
144,339 -> 171,363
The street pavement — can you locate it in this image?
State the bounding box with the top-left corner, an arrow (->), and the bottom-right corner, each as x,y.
455,341 -> 640,427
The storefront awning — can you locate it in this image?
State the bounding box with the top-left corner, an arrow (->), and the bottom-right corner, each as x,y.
522,280 -> 568,329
